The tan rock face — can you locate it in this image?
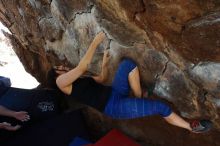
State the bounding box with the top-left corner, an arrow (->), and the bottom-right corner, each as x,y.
0,0 -> 220,145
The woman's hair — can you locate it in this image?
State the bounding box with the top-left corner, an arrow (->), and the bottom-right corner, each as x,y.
47,68 -> 59,89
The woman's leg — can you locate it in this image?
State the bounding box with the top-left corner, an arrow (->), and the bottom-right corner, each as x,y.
164,112 -> 191,131
127,64 -> 192,131
128,67 -> 142,98
107,96 -> 172,119
56,32 -> 106,95
104,58 -> 137,116
105,59 -> 192,131
111,59 -> 137,96
107,94 -> 192,131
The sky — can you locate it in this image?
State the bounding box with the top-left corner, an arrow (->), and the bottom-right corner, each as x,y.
0,22 -> 39,89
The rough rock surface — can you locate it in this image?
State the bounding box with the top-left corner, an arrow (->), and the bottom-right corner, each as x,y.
0,0 -> 220,145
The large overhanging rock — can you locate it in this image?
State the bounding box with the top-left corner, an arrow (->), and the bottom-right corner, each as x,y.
0,0 -> 220,145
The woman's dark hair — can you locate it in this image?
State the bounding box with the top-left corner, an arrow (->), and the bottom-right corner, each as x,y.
47,68 -> 59,89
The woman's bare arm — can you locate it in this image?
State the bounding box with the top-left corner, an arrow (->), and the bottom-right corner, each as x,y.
56,32 -> 106,95
92,50 -> 110,84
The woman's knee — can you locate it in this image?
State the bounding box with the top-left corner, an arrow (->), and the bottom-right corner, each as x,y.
120,58 -> 137,72
156,101 -> 172,117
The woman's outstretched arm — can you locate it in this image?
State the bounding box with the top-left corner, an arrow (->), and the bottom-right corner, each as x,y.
56,32 -> 106,95
92,50 -> 110,84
